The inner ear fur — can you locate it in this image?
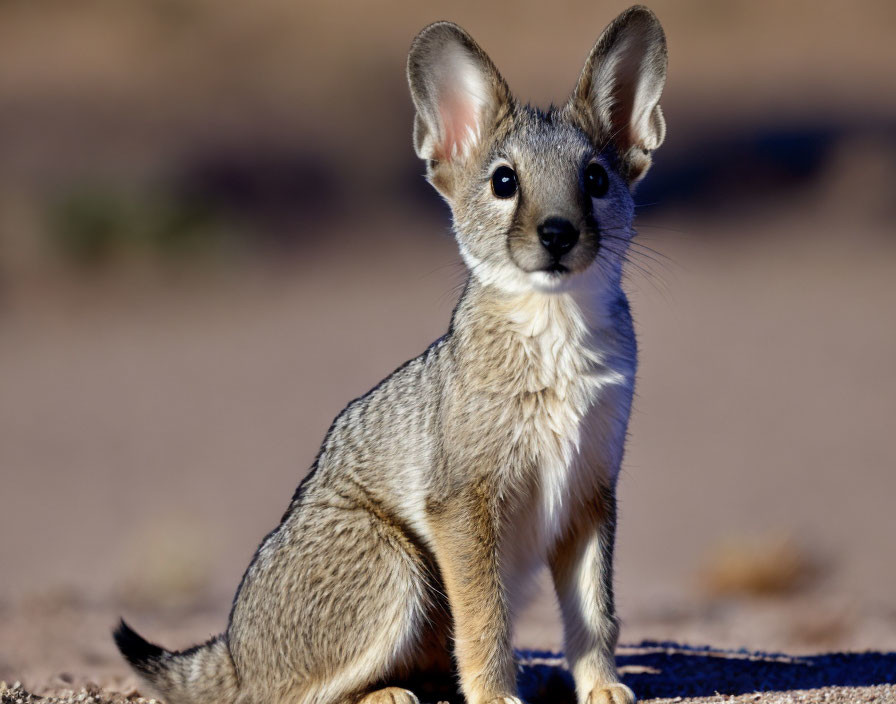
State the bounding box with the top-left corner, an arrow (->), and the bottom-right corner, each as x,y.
407,21 -> 512,192
569,5 -> 668,183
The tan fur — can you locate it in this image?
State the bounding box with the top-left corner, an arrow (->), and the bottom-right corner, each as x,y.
356,687 -> 420,704
115,6 -> 668,704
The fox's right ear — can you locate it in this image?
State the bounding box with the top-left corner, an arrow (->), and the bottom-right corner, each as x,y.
407,22 -> 511,196
570,6 -> 668,184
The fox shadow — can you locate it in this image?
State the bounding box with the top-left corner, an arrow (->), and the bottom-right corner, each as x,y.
406,642 -> 896,702
517,642 -> 896,702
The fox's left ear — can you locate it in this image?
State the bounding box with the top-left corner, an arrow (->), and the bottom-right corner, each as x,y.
570,5 -> 667,183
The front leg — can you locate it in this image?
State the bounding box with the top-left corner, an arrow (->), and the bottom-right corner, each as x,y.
548,486 -> 634,704
428,484 -> 521,704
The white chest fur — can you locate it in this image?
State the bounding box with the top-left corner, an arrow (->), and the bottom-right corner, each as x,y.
506,290 -> 635,550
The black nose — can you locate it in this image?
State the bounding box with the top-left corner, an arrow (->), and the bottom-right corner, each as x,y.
538,217 -> 579,259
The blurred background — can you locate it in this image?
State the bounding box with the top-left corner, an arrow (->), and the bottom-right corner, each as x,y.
1,0 -> 895,694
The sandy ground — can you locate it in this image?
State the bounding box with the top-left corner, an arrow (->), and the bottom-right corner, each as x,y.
2,193 -> 896,701
2,640 -> 896,703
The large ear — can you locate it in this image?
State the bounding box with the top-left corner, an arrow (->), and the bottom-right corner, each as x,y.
570,6 -> 667,183
407,22 -> 511,188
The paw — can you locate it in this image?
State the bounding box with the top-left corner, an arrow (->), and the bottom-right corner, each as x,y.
357,687 -> 420,704
586,683 -> 636,704
484,697 -> 524,704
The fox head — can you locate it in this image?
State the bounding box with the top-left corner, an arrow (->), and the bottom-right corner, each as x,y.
407,6 -> 667,296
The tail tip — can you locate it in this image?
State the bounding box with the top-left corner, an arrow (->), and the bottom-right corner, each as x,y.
113,618 -> 165,671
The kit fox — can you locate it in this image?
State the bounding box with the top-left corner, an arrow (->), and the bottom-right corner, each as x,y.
115,6 -> 668,704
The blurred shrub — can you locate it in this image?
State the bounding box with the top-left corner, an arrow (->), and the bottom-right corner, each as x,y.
699,533 -> 821,599
46,187 -> 224,268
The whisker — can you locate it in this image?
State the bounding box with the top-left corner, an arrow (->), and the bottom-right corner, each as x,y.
632,223 -> 694,237
599,232 -> 677,275
619,255 -> 673,299
418,259 -> 467,281
598,238 -> 674,299
601,231 -> 668,257
599,225 -> 681,264
439,277 -> 468,309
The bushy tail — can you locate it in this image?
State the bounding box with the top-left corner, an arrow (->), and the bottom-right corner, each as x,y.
114,619 -> 239,704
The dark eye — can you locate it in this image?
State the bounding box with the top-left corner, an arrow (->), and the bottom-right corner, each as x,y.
491,165 -> 518,199
584,162 -> 609,198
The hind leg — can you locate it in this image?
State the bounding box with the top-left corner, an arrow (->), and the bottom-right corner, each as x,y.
390,595 -> 457,704
229,502 -> 433,704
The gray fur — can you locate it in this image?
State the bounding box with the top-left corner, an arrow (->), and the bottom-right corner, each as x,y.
115,7 -> 668,704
